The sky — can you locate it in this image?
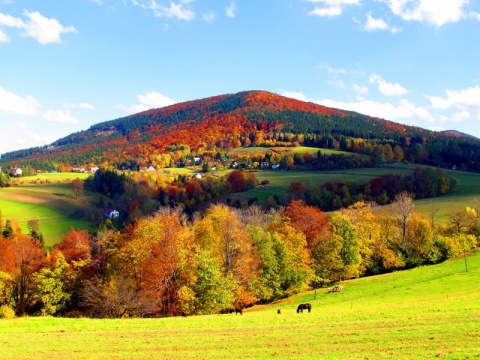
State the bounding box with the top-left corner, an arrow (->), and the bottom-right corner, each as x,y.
1,0 -> 480,156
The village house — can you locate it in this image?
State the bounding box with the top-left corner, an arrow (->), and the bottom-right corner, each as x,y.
11,167 -> 22,177
103,208 -> 120,219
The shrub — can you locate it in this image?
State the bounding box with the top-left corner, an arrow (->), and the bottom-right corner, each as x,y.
0,305 -> 16,319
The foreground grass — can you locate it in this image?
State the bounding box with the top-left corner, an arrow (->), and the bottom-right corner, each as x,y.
1,252 -> 479,359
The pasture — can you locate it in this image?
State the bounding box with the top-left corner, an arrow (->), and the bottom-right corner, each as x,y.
0,251 -> 478,359
228,145 -> 357,157
245,164 -> 480,218
0,173 -> 92,246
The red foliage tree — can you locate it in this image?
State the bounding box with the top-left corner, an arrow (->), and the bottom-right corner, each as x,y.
283,200 -> 330,250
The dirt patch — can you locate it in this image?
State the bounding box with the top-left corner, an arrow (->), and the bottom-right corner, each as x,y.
0,191 -> 55,204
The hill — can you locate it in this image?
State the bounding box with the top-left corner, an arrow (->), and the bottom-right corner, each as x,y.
2,90 -> 480,172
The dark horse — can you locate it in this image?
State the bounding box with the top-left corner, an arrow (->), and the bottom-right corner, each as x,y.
235,308 -> 243,315
297,303 -> 312,313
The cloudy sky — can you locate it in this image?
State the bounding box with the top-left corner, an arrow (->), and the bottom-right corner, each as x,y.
1,0 -> 480,155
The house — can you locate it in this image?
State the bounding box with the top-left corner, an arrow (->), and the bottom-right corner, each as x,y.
147,166 -> 156,172
271,164 -> 280,170
72,167 -> 86,173
103,208 -> 120,219
88,166 -> 99,173
11,167 -> 22,176
194,173 -> 202,179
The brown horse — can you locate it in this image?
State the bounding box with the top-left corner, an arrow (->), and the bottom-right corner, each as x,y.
296,303 -> 312,313
234,308 -> 243,315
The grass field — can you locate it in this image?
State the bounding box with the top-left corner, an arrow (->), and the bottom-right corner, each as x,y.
0,251 -> 478,359
243,164 -> 480,218
229,145 -> 357,157
0,173 -> 92,246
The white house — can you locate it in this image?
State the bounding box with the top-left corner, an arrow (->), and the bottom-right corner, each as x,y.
104,209 -> 120,219
11,167 -> 22,176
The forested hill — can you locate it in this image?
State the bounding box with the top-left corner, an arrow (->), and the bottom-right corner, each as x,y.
2,90 -> 480,171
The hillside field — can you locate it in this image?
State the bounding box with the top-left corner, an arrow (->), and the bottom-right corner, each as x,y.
0,173 -> 91,246
228,146 -> 358,157
0,251 -> 478,359
243,164 -> 480,218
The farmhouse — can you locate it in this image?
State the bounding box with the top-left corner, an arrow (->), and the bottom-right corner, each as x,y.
103,208 -> 120,219
11,167 -> 22,176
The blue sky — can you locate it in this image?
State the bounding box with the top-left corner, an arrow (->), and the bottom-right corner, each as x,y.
1,0 -> 480,155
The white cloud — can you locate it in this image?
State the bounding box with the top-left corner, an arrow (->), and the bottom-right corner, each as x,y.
353,83 -> 369,94
0,129 -> 55,155
138,91 -> 177,108
307,0 -> 360,18
42,110 -> 79,123
117,91 -> 179,115
320,97 -> 433,123
323,64 -> 347,74
203,12 -> 216,23
0,10 -> 76,44
281,91 -> 310,102
226,1 -> 237,18
470,11 -> 480,21
132,0 -> 195,21
364,13 -> 401,33
427,86 -> 480,110
63,102 -> 96,110
0,87 -> 42,115
0,12 -> 25,28
12,121 -> 27,128
428,125 -> 445,132
381,0 -> 469,27
0,29 -> 8,42
281,90 -> 432,125
369,73 -> 408,96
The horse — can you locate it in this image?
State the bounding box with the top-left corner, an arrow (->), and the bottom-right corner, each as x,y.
296,303 -> 312,313
234,308 -> 243,315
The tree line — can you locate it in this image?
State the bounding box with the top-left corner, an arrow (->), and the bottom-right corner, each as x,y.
1,196 -> 478,318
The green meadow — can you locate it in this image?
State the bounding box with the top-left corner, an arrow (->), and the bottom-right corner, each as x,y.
0,251 -> 478,359
228,145 -> 357,157
0,173 -> 91,247
244,164 -> 480,217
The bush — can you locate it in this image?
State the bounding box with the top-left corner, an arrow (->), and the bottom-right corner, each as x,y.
0,305 -> 16,319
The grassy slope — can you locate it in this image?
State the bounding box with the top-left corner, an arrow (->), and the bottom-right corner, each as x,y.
228,146 -> 358,157
0,173 -> 91,246
244,164 -> 480,217
0,251 -> 478,359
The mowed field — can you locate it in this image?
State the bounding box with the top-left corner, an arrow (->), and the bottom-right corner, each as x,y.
0,251 -> 479,359
0,173 -> 91,247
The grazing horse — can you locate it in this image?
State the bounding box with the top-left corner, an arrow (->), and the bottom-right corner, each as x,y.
296,303 -> 312,313
234,308 -> 243,315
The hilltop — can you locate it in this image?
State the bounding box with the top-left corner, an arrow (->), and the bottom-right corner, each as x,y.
2,90 -> 480,172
